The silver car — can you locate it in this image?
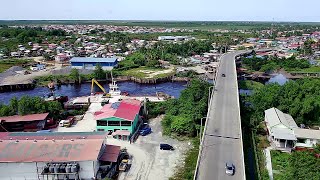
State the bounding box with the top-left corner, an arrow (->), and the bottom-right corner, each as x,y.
225,162 -> 235,176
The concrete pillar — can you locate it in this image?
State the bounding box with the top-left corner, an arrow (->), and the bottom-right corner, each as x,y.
285,140 -> 287,148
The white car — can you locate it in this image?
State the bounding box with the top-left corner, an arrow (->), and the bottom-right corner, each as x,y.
225,162 -> 235,176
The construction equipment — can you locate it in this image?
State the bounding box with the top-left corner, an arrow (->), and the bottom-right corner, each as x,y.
91,79 -> 107,95
119,159 -> 129,171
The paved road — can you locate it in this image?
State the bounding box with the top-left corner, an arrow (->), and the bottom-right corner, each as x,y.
197,52 -> 245,180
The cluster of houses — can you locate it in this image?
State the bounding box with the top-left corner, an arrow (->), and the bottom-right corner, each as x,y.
40,24 -> 193,35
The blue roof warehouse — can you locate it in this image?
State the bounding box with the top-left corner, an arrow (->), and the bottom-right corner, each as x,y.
70,57 -> 118,70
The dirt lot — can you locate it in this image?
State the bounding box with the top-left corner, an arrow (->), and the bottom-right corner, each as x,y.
113,115 -> 189,180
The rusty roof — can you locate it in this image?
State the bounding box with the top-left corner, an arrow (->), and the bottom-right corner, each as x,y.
0,132 -> 107,141
99,145 -> 120,163
0,113 -> 49,123
0,138 -> 104,162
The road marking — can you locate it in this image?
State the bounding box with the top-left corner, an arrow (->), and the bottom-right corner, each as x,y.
205,133 -> 240,140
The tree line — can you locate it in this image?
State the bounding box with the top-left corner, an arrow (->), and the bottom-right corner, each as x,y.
148,79 -> 210,136
246,78 -> 320,127
0,96 -> 62,118
242,56 -> 310,72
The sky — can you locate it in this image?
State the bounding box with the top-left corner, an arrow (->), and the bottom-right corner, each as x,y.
0,0 -> 319,22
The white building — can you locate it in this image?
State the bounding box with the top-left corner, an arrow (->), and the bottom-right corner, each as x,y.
0,132 -> 120,180
264,107 -> 298,151
294,128 -> 320,148
158,36 -> 194,41
265,107 -> 320,152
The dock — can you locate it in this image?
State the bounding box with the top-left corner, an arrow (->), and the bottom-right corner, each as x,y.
0,82 -> 36,93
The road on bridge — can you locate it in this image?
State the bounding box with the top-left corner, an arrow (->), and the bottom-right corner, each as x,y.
196,52 -> 245,180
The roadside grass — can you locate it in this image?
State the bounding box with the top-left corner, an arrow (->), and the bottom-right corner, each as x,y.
170,138 -> 199,180
239,80 -> 264,90
0,58 -> 31,73
270,150 -> 290,180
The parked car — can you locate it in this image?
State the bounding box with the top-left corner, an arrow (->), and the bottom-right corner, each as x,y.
160,143 -> 174,150
225,162 -> 235,176
222,73 -> 226,77
140,127 -> 152,136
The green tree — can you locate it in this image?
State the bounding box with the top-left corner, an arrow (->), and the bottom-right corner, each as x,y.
69,68 -> 80,82
93,63 -> 106,79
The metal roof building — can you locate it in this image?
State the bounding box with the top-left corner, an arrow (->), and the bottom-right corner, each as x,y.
70,57 -> 118,70
264,107 -> 297,151
95,99 -> 142,141
0,132 -> 120,180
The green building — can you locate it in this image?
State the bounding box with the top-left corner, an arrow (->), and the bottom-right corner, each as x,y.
95,99 -> 142,141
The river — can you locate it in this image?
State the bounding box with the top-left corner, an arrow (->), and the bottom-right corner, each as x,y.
239,73 -> 289,96
0,81 -> 187,104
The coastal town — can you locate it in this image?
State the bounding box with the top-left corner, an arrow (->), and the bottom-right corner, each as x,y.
0,5 -> 320,180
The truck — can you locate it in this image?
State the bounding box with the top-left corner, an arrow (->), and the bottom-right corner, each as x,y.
63,116 -> 75,127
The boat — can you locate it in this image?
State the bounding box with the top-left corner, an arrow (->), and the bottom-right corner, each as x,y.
109,72 -> 121,96
44,93 -> 68,103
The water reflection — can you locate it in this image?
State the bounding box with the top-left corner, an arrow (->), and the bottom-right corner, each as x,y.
266,74 -> 289,85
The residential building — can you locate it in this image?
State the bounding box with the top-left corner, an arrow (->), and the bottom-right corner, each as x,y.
265,107 -> 320,151
55,53 -> 69,63
294,128 -> 320,149
264,107 -> 297,151
95,99 -> 142,141
70,57 -> 118,70
0,131 -> 121,180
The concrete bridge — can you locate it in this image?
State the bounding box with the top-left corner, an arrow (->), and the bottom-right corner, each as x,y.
194,51 -> 247,180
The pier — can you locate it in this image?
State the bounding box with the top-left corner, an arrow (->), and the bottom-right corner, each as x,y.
0,82 -> 36,93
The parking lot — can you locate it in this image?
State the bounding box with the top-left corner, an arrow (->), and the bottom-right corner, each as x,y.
54,102 -> 101,132
114,115 -> 189,180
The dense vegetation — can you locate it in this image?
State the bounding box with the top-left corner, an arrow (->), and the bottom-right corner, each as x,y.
247,79 -> 320,126
0,96 -> 62,118
238,80 -> 264,90
242,56 -> 310,72
271,149 -> 320,180
148,79 -> 210,136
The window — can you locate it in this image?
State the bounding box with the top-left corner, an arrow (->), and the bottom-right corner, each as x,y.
97,120 -> 108,126
121,121 -> 131,126
108,121 -> 120,126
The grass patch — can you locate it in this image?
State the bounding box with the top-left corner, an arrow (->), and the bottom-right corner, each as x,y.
0,58 -> 31,73
290,66 -> 320,73
122,66 -> 172,79
239,80 -> 264,90
270,150 -> 290,180
170,138 -> 199,180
